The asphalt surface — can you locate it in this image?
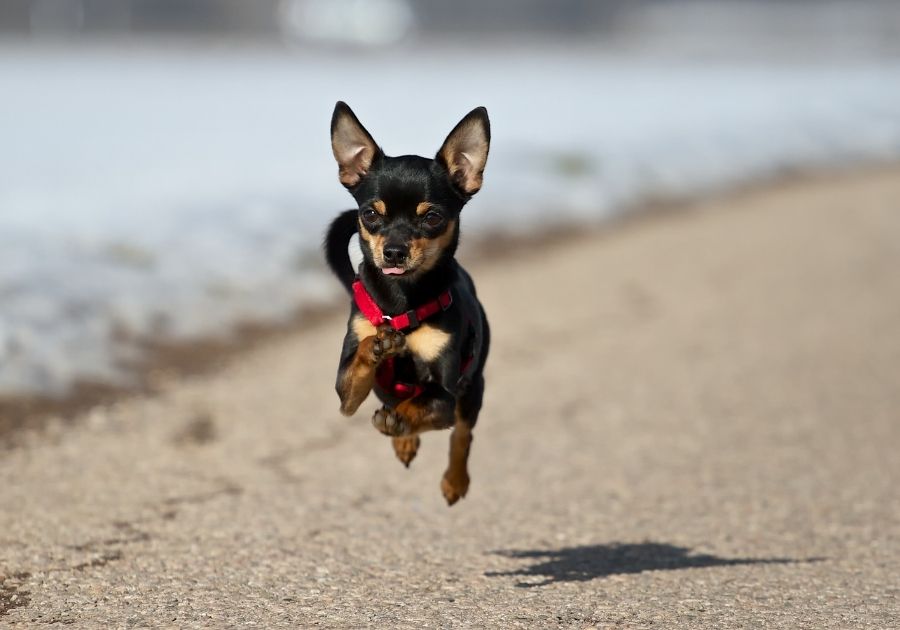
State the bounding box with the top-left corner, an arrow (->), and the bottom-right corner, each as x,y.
2,169 -> 899,628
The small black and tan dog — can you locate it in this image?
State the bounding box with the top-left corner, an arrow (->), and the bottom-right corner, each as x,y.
323,102 -> 490,505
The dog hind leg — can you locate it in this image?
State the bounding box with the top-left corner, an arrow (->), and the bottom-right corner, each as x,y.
441,374 -> 484,506
391,435 -> 421,467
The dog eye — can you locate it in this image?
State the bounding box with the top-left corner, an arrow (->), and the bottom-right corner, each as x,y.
422,211 -> 444,229
361,208 -> 381,225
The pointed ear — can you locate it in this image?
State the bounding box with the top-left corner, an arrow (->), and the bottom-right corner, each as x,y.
331,101 -> 380,188
437,107 -> 490,196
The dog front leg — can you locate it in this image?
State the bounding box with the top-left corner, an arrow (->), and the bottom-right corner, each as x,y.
336,325 -> 405,415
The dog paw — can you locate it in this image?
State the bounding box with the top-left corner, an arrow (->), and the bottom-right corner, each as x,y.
392,435 -> 421,467
372,325 -> 405,361
441,470 -> 470,506
372,407 -> 409,436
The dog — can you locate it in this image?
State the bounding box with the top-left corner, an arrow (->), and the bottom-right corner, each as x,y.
323,101 -> 491,505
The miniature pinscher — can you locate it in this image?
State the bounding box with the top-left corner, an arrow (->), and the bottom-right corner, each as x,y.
323,102 -> 490,505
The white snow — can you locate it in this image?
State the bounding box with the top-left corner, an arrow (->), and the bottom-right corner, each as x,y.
2,43 -> 900,395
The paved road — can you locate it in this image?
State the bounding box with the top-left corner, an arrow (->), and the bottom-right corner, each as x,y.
2,170 -> 899,628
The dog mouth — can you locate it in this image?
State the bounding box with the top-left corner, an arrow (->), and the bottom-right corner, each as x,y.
381,266 -> 407,276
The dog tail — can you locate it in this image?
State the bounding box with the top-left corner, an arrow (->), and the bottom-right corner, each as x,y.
324,208 -> 359,293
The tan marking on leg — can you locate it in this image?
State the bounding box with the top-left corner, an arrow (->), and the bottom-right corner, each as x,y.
337,336 -> 377,416
338,325 -> 404,416
394,396 -> 454,435
392,435 -> 421,467
441,414 -> 472,506
405,324 -> 450,362
339,316 -> 378,415
393,398 -> 430,434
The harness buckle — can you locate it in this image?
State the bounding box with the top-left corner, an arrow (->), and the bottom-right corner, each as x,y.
404,309 -> 419,329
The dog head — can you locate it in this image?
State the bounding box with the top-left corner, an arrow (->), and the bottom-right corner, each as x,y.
330,101 -> 490,280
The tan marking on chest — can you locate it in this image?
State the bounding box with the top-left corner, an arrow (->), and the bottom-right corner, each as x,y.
352,315 -> 377,341
405,324 -> 451,362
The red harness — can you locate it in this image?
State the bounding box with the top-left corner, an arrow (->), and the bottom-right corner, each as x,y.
352,280 -> 452,332
352,279 -> 453,400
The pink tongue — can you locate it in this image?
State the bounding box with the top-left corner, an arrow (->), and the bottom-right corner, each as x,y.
382,267 -> 405,275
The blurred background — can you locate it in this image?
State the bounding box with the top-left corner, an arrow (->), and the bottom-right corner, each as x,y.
2,0 -> 900,398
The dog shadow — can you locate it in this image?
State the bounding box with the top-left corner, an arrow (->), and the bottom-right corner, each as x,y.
486,542 -> 821,588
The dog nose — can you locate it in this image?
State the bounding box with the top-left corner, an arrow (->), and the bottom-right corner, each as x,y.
382,243 -> 409,266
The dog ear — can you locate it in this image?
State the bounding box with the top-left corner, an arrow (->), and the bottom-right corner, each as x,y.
437,107 -> 490,196
331,102 -> 380,188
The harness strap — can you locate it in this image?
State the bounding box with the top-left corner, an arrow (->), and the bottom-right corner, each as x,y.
352,279 -> 452,332
376,357 -> 425,400
352,278 -> 466,401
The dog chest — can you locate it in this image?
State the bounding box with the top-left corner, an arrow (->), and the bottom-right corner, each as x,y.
352,315 -> 450,363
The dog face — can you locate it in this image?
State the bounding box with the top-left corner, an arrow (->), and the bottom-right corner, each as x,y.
330,102 -> 490,280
